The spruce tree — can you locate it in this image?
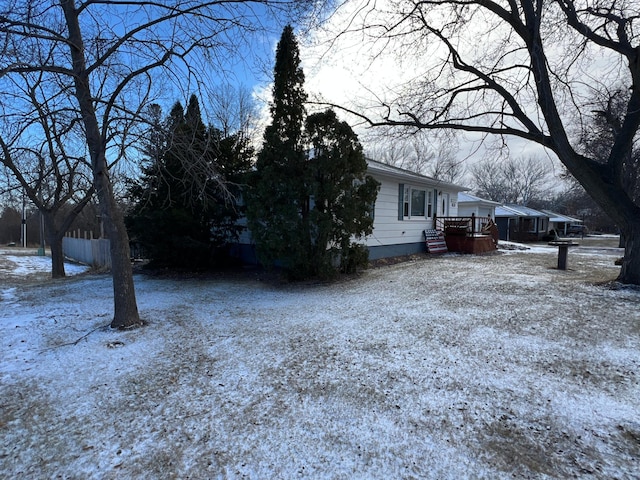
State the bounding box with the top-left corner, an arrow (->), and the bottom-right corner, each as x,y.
245,25 -> 310,276
128,95 -> 251,268
127,99 -> 208,267
208,126 -> 254,250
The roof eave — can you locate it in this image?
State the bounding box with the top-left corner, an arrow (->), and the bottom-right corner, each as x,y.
366,159 -> 469,192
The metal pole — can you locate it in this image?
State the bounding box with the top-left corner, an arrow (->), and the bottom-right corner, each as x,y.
38,207 -> 45,255
21,189 -> 26,248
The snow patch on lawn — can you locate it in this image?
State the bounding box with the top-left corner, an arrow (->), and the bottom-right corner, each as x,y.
1,238 -> 638,479
2,254 -> 89,277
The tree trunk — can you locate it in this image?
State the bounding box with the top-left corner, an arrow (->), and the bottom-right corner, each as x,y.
619,220 -> 640,285
61,0 -> 141,328
98,177 -> 140,329
48,235 -> 66,279
41,212 -> 66,278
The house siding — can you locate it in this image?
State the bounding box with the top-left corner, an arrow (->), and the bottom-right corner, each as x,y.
233,159 -> 466,263
458,205 -> 495,218
358,166 -> 463,257
362,179 -> 434,249
457,193 -> 499,220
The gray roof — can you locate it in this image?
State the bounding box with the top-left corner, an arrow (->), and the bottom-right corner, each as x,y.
541,210 -> 583,224
457,192 -> 501,206
366,158 -> 469,192
495,204 -> 549,218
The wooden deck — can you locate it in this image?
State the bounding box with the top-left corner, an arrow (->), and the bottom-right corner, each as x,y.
435,215 -> 499,254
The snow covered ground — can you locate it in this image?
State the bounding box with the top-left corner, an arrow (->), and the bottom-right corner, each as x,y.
1,239 -> 638,479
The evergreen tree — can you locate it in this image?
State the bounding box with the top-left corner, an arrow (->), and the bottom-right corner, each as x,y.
246,25 -> 380,279
306,109 -> 380,276
127,98 -> 208,268
208,126 -> 254,248
127,94 -> 251,268
245,25 -> 310,277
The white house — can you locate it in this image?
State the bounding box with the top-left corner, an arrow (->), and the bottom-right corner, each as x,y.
362,159 -> 468,259
233,159 -> 469,263
457,192 -> 500,219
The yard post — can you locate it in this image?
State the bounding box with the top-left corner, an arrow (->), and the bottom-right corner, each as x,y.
557,244 -> 569,270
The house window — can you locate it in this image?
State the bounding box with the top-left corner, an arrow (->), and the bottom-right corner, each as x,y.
523,218 -> 535,232
400,185 -> 432,219
403,186 -> 410,217
411,189 -> 426,217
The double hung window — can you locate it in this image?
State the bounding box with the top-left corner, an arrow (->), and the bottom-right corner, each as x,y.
411,189 -> 426,217
401,185 -> 433,220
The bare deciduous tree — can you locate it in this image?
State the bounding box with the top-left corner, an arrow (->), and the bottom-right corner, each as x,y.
0,0 -> 326,328
471,156 -> 553,205
325,0 -> 640,284
428,141 -> 466,184
0,67 -> 95,278
366,129 -> 465,182
209,83 -> 258,140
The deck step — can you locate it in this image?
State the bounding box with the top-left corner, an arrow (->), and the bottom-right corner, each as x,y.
424,229 -> 448,254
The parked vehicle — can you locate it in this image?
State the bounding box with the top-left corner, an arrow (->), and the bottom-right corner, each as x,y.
567,224 -> 588,237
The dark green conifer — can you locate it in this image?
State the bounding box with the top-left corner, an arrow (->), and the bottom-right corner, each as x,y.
245,25 -> 310,276
127,95 -> 251,268
306,109 -> 380,276
246,26 -> 379,279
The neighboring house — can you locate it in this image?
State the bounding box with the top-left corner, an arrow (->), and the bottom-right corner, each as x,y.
457,192 -> 500,224
495,204 -> 550,242
541,210 -> 583,236
362,159 -> 468,259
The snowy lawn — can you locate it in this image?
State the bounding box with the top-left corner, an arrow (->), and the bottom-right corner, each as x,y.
1,239 -> 639,479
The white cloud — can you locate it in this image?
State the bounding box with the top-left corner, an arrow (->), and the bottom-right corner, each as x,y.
293,1 -> 593,186
252,1 -> 601,189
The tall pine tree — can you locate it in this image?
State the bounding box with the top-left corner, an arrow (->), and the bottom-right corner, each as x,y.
246,26 -> 380,279
245,25 -> 310,276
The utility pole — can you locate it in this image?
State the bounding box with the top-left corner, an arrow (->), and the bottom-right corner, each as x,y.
38,187 -> 45,255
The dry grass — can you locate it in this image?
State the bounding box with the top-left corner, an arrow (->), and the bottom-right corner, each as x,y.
1,237 -> 638,479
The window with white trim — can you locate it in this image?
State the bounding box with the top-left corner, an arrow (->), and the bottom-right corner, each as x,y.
403,186 -> 410,217
401,185 -> 433,220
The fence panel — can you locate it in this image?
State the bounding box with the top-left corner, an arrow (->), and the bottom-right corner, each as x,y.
63,237 -> 111,269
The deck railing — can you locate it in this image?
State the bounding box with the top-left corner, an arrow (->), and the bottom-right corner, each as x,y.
435,214 -> 499,244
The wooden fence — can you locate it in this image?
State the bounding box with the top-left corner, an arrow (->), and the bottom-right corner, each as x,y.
63,236 -> 111,269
